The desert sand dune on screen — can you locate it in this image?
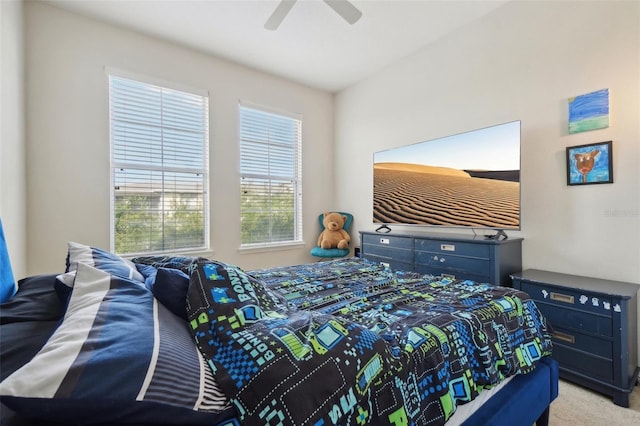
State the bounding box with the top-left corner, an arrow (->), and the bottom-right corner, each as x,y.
374,162 -> 472,177
373,163 -> 519,228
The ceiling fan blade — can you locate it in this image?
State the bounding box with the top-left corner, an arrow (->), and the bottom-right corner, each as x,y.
265,0 -> 298,31
323,0 -> 362,25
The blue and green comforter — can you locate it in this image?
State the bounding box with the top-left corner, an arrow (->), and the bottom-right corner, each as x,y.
187,257 -> 552,425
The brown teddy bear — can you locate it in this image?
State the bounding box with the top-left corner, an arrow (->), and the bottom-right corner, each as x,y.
317,212 -> 350,249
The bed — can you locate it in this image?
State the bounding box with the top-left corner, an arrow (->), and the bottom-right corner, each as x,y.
0,242 -> 558,425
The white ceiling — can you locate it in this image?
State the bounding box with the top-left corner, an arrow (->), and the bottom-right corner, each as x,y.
47,0 -> 509,93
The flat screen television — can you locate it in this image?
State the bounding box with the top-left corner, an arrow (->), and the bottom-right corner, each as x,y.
373,120 -> 521,236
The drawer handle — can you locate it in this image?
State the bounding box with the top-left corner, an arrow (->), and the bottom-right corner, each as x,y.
380,262 -> 390,268
550,292 -> 574,304
441,273 -> 456,280
441,244 -> 455,252
553,331 -> 575,344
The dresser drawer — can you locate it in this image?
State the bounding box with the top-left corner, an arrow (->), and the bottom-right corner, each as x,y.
414,264 -> 489,283
363,244 -> 413,264
414,251 -> 491,275
538,302 -> 612,337
415,239 -> 490,259
365,254 -> 413,272
361,233 -> 413,250
553,344 -> 613,382
518,281 -> 613,316
360,231 -> 522,288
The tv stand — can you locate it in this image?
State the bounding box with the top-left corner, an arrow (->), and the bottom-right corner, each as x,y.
360,230 -> 523,287
375,224 -> 392,233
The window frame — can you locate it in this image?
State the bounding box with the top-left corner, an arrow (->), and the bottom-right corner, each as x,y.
108,69 -> 210,256
238,101 -> 303,250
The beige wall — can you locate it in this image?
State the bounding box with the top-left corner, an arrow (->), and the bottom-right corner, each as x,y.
335,1 -> 640,284
0,0 -> 27,279
12,1 -> 640,283
23,2 -> 334,275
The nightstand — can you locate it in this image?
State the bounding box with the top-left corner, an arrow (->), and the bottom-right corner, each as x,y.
511,269 -> 639,407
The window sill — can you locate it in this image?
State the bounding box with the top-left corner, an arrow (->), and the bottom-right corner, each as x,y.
238,241 -> 306,254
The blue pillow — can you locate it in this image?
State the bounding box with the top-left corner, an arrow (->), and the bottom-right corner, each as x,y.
132,255 -> 196,274
135,262 -> 158,288
0,218 -> 17,302
0,263 -> 232,425
65,241 -> 144,282
152,267 -> 190,320
56,242 -> 145,303
135,263 -> 190,319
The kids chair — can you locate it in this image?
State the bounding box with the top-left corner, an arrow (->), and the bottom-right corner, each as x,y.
310,212 -> 354,259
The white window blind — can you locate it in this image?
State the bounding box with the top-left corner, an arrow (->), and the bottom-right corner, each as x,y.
239,104 -> 302,247
109,74 -> 209,255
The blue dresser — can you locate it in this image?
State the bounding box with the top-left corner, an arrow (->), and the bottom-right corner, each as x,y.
360,231 -> 522,287
512,269 -> 639,407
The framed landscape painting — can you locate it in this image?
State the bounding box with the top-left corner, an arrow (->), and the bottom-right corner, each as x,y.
566,141 -> 613,186
568,89 -> 609,134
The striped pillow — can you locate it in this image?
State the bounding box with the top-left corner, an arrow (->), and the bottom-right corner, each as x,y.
66,241 -> 144,282
0,263 -> 232,425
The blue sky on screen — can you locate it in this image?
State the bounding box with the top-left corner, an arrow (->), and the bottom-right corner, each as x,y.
375,120 -> 520,171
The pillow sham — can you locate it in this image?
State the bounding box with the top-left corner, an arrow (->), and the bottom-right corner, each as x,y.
0,275 -> 64,396
0,274 -> 63,324
0,263 -> 232,425
153,267 -> 190,319
65,241 -> 144,282
132,255 -> 196,274
135,263 -> 191,320
57,241 -> 145,303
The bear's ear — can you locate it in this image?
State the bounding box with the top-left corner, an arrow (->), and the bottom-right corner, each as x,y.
341,215 -> 347,223
323,212 -> 330,217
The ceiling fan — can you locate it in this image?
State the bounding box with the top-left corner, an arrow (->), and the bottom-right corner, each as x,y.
265,0 -> 363,31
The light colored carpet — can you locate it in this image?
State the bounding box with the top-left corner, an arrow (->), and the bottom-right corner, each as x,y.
549,379 -> 640,425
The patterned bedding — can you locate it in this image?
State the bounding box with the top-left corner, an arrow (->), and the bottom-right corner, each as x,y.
0,243 -> 552,426
188,257 -> 553,425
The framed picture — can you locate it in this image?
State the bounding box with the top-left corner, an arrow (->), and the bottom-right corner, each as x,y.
568,88 -> 610,134
566,141 -> 613,186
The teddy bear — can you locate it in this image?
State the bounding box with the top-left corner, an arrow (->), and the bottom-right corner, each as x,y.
317,212 -> 350,249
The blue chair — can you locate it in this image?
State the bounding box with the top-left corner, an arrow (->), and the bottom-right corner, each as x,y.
310,212 -> 354,259
0,217 -> 16,302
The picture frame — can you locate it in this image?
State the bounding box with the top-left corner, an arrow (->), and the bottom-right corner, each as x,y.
568,88 -> 610,134
566,141 -> 613,186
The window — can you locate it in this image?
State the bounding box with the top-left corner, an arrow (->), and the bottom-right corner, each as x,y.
239,103 -> 302,247
109,73 -> 209,255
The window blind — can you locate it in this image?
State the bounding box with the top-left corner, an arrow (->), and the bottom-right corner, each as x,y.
109,74 -> 209,255
239,104 -> 302,246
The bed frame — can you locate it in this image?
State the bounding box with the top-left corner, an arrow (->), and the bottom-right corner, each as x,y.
1,357 -> 558,426
463,357 -> 558,425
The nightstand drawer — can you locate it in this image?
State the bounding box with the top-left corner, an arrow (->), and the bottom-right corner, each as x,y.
538,302 -> 612,337
553,344 -> 613,382
550,325 -> 613,358
415,239 -> 490,259
361,234 -> 413,249
519,282 -> 613,316
414,251 -> 490,275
